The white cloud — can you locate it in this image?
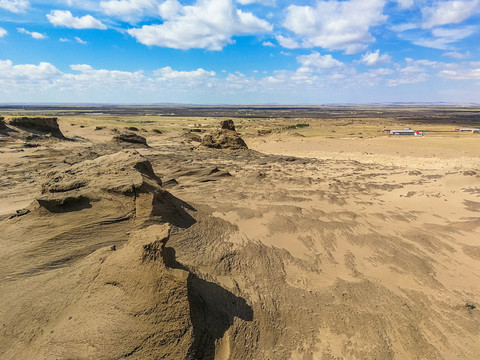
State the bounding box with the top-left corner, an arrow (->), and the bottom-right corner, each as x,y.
158,0 -> 182,18
390,23 -> 417,32
439,62 -> 480,79
256,55 -> 463,91
385,58 -> 438,86
236,0 -> 275,5
395,0 -> 414,8
47,10 -> 107,30
432,26 -> 475,39
60,38 -> 70,42
75,36 -> 87,44
281,0 -> 387,54
62,0 -> 99,11
68,64 -> 145,85
297,52 -> 344,71
154,66 -> 215,79
262,41 -> 275,47
17,28 -> 47,40
442,51 -> 470,59
0,27 -> 7,38
0,60 -> 61,80
2,58 -> 480,103
100,0 -> 159,22
127,0 -> 272,50
412,26 -> 475,49
360,49 -> 391,66
422,0 -> 480,28
0,0 -> 28,13
276,35 -> 299,49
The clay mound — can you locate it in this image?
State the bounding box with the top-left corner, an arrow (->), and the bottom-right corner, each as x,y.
8,117 -> 65,138
112,131 -> 148,146
202,120 -> 248,150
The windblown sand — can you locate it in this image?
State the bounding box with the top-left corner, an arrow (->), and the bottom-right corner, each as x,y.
0,116 -> 479,359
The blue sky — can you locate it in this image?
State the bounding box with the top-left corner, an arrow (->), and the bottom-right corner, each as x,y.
0,0 -> 479,104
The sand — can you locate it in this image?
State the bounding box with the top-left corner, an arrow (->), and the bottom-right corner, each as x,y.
0,114 -> 479,359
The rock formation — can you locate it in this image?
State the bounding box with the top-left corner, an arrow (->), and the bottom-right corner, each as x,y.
0,117 -> 6,131
37,150 -> 190,226
112,131 -> 148,146
220,119 -> 236,131
0,150 -> 252,359
202,120 -> 248,150
25,224 -> 195,360
8,117 -> 65,138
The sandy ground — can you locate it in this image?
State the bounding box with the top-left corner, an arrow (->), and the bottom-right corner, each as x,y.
0,117 -> 479,359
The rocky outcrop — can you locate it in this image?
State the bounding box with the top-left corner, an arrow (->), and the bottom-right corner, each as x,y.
27,224 -> 195,360
41,151 -> 160,195
0,117 -> 6,131
202,120 -> 248,150
37,150 -> 192,227
112,132 -> 148,146
9,117 -> 65,138
0,149 -> 252,360
220,119 -> 236,131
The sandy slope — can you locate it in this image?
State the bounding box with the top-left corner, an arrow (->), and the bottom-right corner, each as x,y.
0,119 -> 479,359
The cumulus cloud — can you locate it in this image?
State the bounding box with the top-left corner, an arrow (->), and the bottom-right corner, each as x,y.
0,27 -> 7,38
0,0 -> 28,13
17,28 -> 47,39
280,0 -> 387,54
297,52 -> 344,71
68,64 -> 145,85
422,0 -> 480,28
3,57 -> 480,103
158,0 -> 182,18
262,41 -> 275,47
275,35 -> 299,49
47,10 -> 107,30
360,49 -> 391,66
127,0 -> 272,50
100,0 -> 159,22
154,66 -> 215,79
0,60 -> 61,81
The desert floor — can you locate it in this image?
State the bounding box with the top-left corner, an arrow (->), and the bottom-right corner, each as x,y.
0,109 -> 479,359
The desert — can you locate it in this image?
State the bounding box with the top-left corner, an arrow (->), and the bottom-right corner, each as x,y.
0,106 -> 479,359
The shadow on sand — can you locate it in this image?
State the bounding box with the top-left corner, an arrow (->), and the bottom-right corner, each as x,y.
164,247 -> 253,359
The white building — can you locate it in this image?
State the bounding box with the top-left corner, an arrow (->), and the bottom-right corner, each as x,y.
389,128 -> 423,136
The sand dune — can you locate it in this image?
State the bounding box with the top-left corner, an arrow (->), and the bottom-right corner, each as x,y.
0,115 -> 479,359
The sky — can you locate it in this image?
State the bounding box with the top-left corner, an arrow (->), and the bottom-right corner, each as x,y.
0,0 -> 479,104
